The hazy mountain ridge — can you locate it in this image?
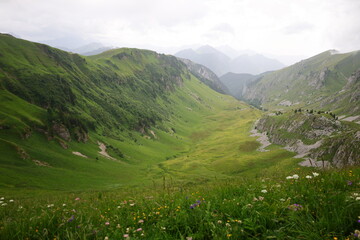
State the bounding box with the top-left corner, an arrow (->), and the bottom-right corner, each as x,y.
178,57 -> 229,94
175,45 -> 285,76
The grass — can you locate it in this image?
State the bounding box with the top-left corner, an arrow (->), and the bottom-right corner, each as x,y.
0,168 -> 359,239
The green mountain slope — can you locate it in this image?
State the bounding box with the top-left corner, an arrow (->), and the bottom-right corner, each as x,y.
0,34 -> 297,190
242,50 -> 360,115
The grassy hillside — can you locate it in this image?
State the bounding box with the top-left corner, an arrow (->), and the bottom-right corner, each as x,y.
242,50 -> 360,115
0,34 -> 299,191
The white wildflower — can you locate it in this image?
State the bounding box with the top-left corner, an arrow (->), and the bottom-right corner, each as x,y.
356,197 -> 360,201
292,174 -> 299,180
306,175 -> 313,179
1,203 -> 7,206
261,189 -> 268,193
312,172 -> 319,177
62,204 -> 66,207
258,196 -> 264,201
279,198 -> 285,202
9,199 -> 14,203
286,176 -> 293,180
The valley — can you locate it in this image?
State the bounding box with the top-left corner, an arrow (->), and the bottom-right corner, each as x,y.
0,34 -> 359,239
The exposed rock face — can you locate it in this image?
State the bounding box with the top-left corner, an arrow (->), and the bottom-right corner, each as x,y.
178,58 -> 229,94
256,112 -> 360,167
308,68 -> 328,89
52,123 -> 71,141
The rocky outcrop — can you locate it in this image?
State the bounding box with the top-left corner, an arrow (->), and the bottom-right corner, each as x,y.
178,58 -> 229,94
256,112 -> 360,167
52,123 -> 71,141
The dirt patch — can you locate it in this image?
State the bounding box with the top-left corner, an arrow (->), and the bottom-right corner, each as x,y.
33,159 -> 51,167
72,151 -> 88,158
98,141 -> 116,161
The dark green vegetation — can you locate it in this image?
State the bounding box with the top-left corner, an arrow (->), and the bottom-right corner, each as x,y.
0,34 -> 359,239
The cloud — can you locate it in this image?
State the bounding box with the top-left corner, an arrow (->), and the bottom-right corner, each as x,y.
0,0 -> 360,58
282,22 -> 314,35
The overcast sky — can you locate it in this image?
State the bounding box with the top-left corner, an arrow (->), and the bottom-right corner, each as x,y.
1,0 -> 360,64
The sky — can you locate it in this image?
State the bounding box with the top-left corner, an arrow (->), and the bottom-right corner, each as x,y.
1,0 -> 360,64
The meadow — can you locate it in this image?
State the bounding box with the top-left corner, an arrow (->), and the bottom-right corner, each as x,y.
1,168 -> 359,239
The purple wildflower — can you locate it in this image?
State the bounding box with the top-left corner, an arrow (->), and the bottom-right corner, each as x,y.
67,215 -> 75,223
288,204 -> 303,211
347,181 -> 353,185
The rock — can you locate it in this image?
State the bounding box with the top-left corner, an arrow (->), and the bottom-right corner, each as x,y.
52,123 -> 71,141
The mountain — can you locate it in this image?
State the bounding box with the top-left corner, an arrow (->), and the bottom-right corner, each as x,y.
220,72 -> 267,99
0,33 -> 244,189
229,54 -> 285,75
175,46 -> 231,76
242,50 -> 360,115
175,45 -> 285,76
72,42 -> 113,56
178,58 -> 229,94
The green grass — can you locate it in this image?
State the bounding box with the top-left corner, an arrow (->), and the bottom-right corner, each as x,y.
0,168 -> 359,239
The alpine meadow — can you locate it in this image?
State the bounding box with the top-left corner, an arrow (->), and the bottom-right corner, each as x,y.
1,1 -> 360,239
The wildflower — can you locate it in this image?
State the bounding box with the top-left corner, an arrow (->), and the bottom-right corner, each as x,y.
105,222 -> 110,226
348,181 -> 353,186
138,219 -> 144,223
288,203 -> 303,211
253,197 -> 258,201
286,176 -> 293,180
1,203 -> 7,206
261,189 -> 268,193
47,204 -> 54,208
117,224 -> 121,228
75,197 -> 80,201
356,197 -> 360,201
292,174 -> 299,180
0,201 -> 3,204
104,237 -> 109,240
9,199 -> 14,203
62,204 -> 66,207
312,172 -> 319,177
227,234 -> 232,237
217,220 -> 222,224
123,234 -> 129,238
354,229 -> 360,238
0,197 -> 4,200
67,215 -> 75,223
136,228 -> 142,232
258,196 -> 264,201
161,227 -> 166,230
186,237 -> 193,240
130,203 -> 135,207
306,175 -> 313,179
226,223 -> 231,227
279,198 -> 285,202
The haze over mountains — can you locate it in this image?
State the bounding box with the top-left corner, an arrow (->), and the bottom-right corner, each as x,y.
175,45 -> 285,76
